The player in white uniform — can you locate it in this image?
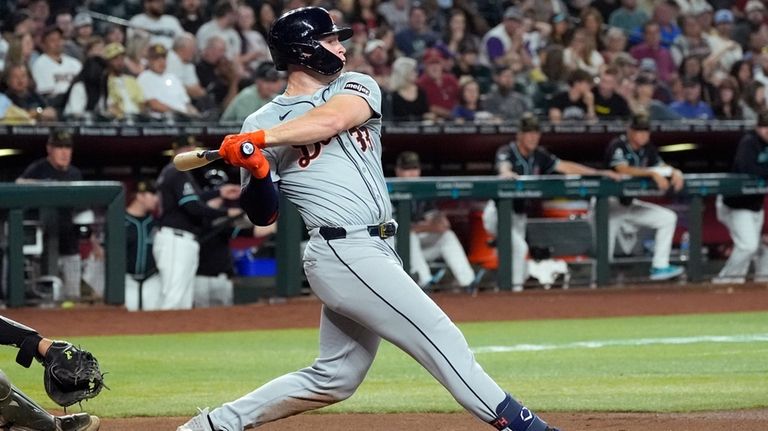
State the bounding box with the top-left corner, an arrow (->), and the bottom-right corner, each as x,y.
178,7 -> 560,431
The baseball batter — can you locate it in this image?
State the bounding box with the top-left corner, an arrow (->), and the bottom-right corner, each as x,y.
178,7 -> 560,431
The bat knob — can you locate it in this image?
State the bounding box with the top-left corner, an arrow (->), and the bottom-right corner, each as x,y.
241,141 -> 255,157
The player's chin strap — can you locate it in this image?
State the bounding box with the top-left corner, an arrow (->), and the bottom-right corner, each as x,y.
0,371 -> 56,431
489,393 -> 554,431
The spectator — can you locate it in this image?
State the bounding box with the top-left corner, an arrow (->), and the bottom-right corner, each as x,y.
451,76 -> 493,122
484,64 -> 530,122
236,3 -> 271,74
442,8 -> 481,58
611,52 -> 639,82
604,113 -> 685,281
53,11 -> 74,40
137,43 -> 199,120
196,0 -> 241,63
154,135 -> 241,310
394,3 -> 439,58
349,0 -> 384,32
548,69 -> 596,123
129,0 -> 185,49
580,7 -> 606,51
176,0 -> 207,35
647,1 -> 681,48
63,12 -> 94,62
254,2 -> 277,38
679,54 -> 715,103
740,81 -> 765,121
103,43 -> 146,120
62,56 -> 107,119
416,48 -> 459,120
609,0 -> 649,37
563,27 -> 605,77
166,32 -> 205,101
668,78 -> 714,119
220,61 -> 284,123
714,110 -> 768,284
630,21 -> 675,82
733,0 -> 768,51
394,151 -> 479,291
601,27 -> 629,66
5,32 -> 36,68
712,76 -> 743,120
364,39 -> 393,90
479,6 -> 529,70
16,130 -> 84,300
693,1 -> 714,35
30,25 -> 82,107
27,0 -> 49,37
730,59 -> 753,95
124,179 -> 161,311
387,56 -> 432,121
124,30 -> 150,76
0,89 -> 33,124
593,66 -> 631,120
630,74 -> 682,120
2,63 -> 58,122
377,0 -> 410,33
195,35 -> 241,111
451,41 -> 493,95
705,9 -> 743,74
548,12 -> 572,46
104,23 -> 126,45
671,13 -> 711,67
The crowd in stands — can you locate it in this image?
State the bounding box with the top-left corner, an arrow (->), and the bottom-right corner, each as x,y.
1,0 -> 768,125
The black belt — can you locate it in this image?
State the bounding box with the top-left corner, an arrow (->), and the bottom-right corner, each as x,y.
319,222 -> 397,240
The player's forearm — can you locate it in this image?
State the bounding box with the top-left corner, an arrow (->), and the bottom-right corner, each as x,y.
613,165 -> 656,178
557,160 -> 598,175
240,173 -> 279,225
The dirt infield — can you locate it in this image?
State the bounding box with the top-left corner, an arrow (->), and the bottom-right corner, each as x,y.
6,283 -> 768,431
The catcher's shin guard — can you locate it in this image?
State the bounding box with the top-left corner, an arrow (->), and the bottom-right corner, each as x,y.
489,393 -> 556,431
0,371 -> 56,431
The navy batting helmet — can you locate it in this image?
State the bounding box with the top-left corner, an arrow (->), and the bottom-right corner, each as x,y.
268,7 -> 352,75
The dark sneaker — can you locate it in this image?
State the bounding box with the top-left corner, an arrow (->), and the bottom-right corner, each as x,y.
56,413 -> 99,431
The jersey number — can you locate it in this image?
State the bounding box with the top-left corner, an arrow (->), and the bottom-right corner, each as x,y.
351,126 -> 372,152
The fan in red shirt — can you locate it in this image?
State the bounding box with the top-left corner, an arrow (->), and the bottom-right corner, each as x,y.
416,48 -> 459,120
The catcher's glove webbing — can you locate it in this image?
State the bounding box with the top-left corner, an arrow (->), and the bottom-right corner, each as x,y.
43,341 -> 105,407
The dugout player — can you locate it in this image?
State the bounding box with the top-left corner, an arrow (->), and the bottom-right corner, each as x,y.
178,7 -> 562,431
604,113 -> 685,280
394,151 -> 478,291
483,113 -> 620,291
124,179 -> 160,311
16,130 -> 84,302
154,136 -> 242,310
714,110 -> 768,283
0,316 -> 99,431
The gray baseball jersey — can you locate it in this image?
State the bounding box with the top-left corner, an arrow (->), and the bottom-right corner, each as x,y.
240,72 -> 391,229
202,72 -> 552,431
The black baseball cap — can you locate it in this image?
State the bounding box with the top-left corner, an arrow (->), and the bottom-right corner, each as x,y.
254,61 -> 281,81
136,179 -> 157,193
629,113 -> 651,131
396,151 -> 421,169
519,112 -> 540,132
47,129 -> 73,147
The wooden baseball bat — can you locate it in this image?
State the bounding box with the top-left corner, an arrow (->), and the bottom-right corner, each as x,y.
173,149 -> 222,171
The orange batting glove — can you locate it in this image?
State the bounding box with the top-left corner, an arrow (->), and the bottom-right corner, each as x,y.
218,130 -> 270,179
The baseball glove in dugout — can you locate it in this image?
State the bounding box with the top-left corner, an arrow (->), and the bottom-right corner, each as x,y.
42,341 -> 105,407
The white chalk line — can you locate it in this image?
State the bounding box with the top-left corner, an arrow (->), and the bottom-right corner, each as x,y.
472,334 -> 768,353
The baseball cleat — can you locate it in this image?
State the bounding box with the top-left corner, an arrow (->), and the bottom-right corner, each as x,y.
56,413 -> 99,431
649,265 -> 684,280
177,407 -> 216,431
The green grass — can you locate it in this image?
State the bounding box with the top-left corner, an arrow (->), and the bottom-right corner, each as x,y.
2,311 -> 766,417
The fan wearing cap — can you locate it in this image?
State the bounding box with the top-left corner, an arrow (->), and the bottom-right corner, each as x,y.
480,6 -> 531,69
103,42 -> 146,119
417,48 -> 460,120
153,136 -> 242,310
668,78 -> 714,119
705,9 -> 743,73
483,113 -> 621,290
137,43 -> 200,119
221,61 -> 285,123
714,110 -> 768,283
16,130 -> 86,301
629,22 -> 675,82
395,151 -> 478,291
604,114 -> 685,281
63,12 -> 94,62
30,25 -> 83,103
733,1 -> 768,50
124,179 -> 161,311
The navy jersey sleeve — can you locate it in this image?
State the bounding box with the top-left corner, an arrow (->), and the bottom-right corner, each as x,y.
535,147 -> 560,174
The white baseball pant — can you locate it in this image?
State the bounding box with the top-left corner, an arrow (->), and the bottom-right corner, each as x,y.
152,227 -> 199,310
715,196 -> 768,279
607,198 -> 677,269
194,274 -> 234,307
482,201 -> 528,287
409,230 -> 476,287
